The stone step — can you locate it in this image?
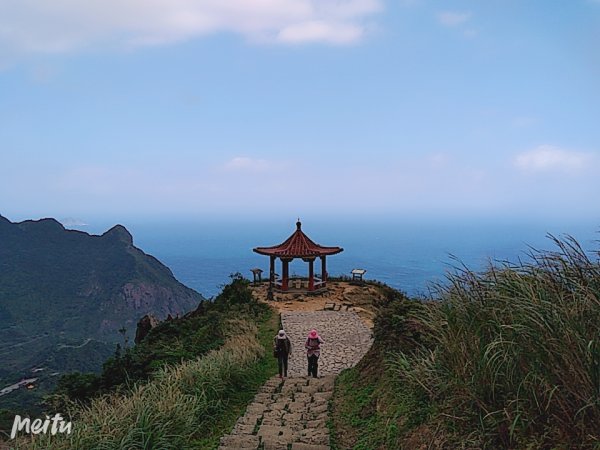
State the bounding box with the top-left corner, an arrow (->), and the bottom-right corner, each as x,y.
291,444 -> 331,450
217,311 -> 373,450
219,434 -> 260,449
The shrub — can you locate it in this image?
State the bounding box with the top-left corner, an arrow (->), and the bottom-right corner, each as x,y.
390,235 -> 600,448
25,319 -> 264,450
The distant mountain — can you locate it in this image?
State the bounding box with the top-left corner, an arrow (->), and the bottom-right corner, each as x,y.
0,215 -> 203,405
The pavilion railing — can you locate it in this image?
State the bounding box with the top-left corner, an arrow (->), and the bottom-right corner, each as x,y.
270,276 -> 327,292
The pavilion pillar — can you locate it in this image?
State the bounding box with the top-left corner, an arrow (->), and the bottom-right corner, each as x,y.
269,256 -> 275,286
308,258 -> 315,291
321,256 -> 327,284
282,259 -> 290,291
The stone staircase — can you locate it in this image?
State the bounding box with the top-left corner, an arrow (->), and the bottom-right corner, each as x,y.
218,311 -> 373,450
219,376 -> 334,450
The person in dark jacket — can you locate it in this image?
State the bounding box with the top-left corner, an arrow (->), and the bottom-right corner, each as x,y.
274,329 -> 292,378
305,329 -> 324,378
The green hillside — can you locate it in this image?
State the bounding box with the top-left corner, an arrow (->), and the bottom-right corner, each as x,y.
10,275 -> 278,449
331,235 -> 600,449
0,215 -> 203,414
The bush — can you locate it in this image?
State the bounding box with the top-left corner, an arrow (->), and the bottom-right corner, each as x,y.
51,275 -> 268,406
25,319 -> 264,450
390,235 -> 600,448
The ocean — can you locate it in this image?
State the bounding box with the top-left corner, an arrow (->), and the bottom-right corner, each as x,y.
75,218 -> 599,299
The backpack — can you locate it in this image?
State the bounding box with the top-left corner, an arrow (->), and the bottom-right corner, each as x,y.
276,338 -> 289,354
307,338 -> 320,349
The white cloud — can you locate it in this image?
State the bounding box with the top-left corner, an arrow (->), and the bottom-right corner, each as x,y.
223,156 -> 283,172
277,21 -> 363,44
514,145 -> 594,173
427,152 -> 450,167
436,11 -> 471,27
3,150 -> 598,219
512,116 -> 538,128
59,217 -> 89,227
398,0 -> 421,6
0,0 -> 382,57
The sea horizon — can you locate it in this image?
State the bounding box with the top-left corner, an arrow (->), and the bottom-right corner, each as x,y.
44,216 -> 600,299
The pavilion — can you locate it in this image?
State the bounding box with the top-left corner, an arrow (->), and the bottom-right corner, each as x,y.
253,221 -> 343,292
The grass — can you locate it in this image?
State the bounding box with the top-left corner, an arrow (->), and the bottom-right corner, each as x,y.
393,235 -> 600,448
191,306 -> 279,449
333,234 -> 600,449
331,349 -> 433,450
19,319 -> 262,449
13,276 -> 280,450
330,284 -> 434,449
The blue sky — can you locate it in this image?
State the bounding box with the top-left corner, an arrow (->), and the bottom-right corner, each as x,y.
0,0 -> 599,224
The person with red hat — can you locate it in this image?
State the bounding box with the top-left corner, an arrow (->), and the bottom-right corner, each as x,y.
305,329 -> 324,378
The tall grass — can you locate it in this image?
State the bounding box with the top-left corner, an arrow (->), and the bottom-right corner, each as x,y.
390,235 -> 600,448
19,319 -> 263,450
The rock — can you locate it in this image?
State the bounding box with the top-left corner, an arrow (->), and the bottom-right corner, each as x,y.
219,434 -> 260,448
134,314 -> 159,344
291,444 -> 330,450
186,300 -> 206,318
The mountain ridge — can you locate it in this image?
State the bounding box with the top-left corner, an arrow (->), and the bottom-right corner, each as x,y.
0,215 -> 204,411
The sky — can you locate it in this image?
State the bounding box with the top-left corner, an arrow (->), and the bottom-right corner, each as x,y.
0,0 -> 599,224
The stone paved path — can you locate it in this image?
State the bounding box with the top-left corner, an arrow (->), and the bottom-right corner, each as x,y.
218,311 -> 372,450
219,376 -> 334,450
281,311 -> 373,377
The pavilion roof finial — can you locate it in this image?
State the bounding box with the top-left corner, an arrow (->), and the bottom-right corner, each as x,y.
253,220 -> 343,258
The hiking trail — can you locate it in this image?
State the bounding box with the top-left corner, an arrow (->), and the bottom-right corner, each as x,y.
218,310 -> 372,450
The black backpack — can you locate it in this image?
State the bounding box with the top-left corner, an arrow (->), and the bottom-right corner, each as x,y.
276,338 -> 288,354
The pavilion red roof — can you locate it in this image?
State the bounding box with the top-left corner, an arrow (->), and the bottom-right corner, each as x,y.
253,221 -> 343,258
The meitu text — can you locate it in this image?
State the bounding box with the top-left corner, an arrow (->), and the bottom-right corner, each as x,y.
10,414 -> 72,440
